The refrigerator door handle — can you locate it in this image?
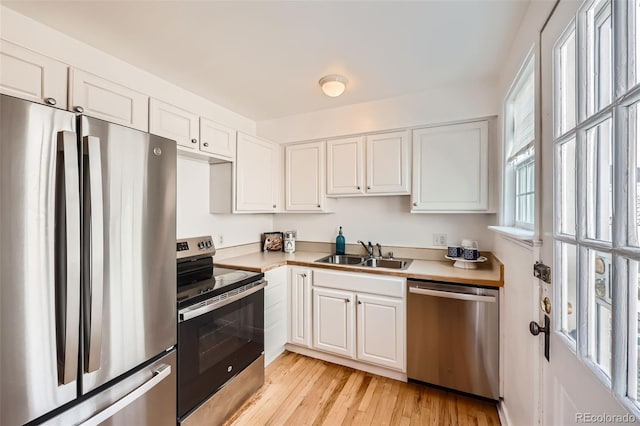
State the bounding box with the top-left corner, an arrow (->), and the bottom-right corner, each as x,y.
78,364 -> 172,426
57,131 -> 81,385
85,135 -> 104,373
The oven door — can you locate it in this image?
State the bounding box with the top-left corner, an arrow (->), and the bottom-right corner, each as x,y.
177,286 -> 264,419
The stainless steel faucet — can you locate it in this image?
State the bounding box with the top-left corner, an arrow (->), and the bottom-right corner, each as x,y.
357,240 -> 374,257
376,243 -> 383,257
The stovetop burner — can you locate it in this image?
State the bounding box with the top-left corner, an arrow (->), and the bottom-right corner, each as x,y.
177,267 -> 263,309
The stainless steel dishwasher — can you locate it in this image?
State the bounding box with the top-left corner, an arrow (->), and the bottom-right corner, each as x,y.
407,280 -> 499,400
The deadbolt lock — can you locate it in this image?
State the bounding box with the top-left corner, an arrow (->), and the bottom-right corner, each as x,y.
534,261 -> 551,284
540,297 -> 551,314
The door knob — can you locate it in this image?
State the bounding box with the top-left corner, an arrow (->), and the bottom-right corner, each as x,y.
529,315 -> 550,361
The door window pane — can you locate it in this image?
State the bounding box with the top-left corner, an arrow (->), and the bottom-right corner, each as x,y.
629,102 -> 640,247
585,118 -> 613,242
558,138 -> 577,235
586,0 -> 613,116
588,250 -> 612,377
627,259 -> 640,404
556,26 -> 577,136
559,242 -> 578,343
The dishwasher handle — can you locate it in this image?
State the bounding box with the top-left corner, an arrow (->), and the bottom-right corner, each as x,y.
409,286 -> 496,303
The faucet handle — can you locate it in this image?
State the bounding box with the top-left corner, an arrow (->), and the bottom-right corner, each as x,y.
387,251 -> 394,259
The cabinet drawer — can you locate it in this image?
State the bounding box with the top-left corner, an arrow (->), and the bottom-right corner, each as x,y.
313,269 -> 404,298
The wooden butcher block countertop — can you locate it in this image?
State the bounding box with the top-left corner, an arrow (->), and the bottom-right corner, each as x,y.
214,243 -> 503,288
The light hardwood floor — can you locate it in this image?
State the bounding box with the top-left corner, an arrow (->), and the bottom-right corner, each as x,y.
225,351 -> 500,426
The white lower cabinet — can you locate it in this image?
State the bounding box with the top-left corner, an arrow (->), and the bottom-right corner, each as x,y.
288,267 -> 313,347
264,266 -> 288,366
356,293 -> 404,371
288,268 -> 406,373
312,287 -> 355,358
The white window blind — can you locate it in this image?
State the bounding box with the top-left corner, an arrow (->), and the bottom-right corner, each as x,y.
508,58 -> 535,161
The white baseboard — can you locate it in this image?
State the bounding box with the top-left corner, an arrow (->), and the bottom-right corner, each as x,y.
497,399 -> 511,426
284,343 -> 407,382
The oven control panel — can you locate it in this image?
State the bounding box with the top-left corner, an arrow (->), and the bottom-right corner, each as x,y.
176,236 -> 216,260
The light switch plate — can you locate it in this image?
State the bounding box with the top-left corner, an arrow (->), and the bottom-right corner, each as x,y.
433,233 -> 447,246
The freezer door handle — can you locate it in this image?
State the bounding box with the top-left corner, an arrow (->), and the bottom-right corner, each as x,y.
85,136 -> 105,373
409,286 -> 496,303
57,131 -> 81,385
78,364 -> 172,426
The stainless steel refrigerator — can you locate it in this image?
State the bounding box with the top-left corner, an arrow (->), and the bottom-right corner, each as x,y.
0,94 -> 177,425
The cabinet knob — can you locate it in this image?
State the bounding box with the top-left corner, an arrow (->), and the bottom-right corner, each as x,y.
203,142 -> 209,147
367,186 -> 371,190
413,202 -> 418,206
301,273 -> 307,278
191,138 -> 197,144
317,204 -> 321,208
358,300 -> 362,305
44,97 -> 57,106
344,298 -> 350,303
273,205 -> 277,209
357,186 -> 361,190
74,106 -> 84,113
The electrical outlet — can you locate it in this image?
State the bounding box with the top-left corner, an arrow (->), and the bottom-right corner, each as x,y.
218,234 -> 224,245
433,233 -> 447,246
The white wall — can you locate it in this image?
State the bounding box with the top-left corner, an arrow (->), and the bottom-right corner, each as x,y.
275,197 -> 495,250
258,78 -> 499,143
177,157 -> 273,245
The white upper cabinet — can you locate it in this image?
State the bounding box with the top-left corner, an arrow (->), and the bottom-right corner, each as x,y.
366,131 -> 410,194
285,141 -> 325,211
326,137 -> 365,195
0,40 -> 67,109
235,132 -> 279,212
149,98 -> 199,149
412,120 -> 489,212
200,118 -> 236,159
327,132 -> 410,196
69,68 -> 148,131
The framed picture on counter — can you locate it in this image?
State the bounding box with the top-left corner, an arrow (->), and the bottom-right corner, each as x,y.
261,232 -> 283,252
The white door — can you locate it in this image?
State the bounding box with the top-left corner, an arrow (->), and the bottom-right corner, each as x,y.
69,68 -> 148,131
356,293 -> 404,370
411,121 -> 489,212
365,131 -> 410,194
288,267 -> 312,347
149,98 -> 199,149
326,137 -> 365,195
285,142 -> 325,211
312,287 -> 355,358
540,0 -> 638,423
235,132 -> 278,212
200,118 -> 236,159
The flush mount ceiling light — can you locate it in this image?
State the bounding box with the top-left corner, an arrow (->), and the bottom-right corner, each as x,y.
319,74 -> 348,97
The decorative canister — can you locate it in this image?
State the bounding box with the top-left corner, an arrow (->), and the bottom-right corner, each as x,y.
284,230 -> 296,253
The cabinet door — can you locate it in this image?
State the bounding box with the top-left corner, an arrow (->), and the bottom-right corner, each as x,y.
312,287 -> 355,358
0,40 -> 67,109
285,142 -> 325,211
412,120 -> 489,211
326,137 -> 365,195
200,118 -> 236,159
366,131 -> 410,194
236,132 -> 278,212
288,267 -> 312,347
356,293 -> 405,371
69,68 -> 148,131
149,98 -> 198,149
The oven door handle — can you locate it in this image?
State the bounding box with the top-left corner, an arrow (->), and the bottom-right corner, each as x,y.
179,280 -> 267,322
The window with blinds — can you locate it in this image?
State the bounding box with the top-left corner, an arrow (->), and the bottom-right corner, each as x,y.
504,50 -> 536,230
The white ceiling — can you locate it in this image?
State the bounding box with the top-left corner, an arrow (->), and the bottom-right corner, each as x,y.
4,1 -> 532,121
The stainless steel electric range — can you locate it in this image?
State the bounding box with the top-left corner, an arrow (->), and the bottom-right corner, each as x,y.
176,236 -> 266,426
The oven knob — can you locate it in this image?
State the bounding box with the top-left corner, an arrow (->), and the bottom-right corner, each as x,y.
206,241 -> 212,248
227,365 -> 233,373
198,242 -> 204,249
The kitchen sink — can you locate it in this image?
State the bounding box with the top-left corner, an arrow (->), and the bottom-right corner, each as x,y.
362,258 -> 412,269
316,254 -> 412,270
317,254 -> 367,265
